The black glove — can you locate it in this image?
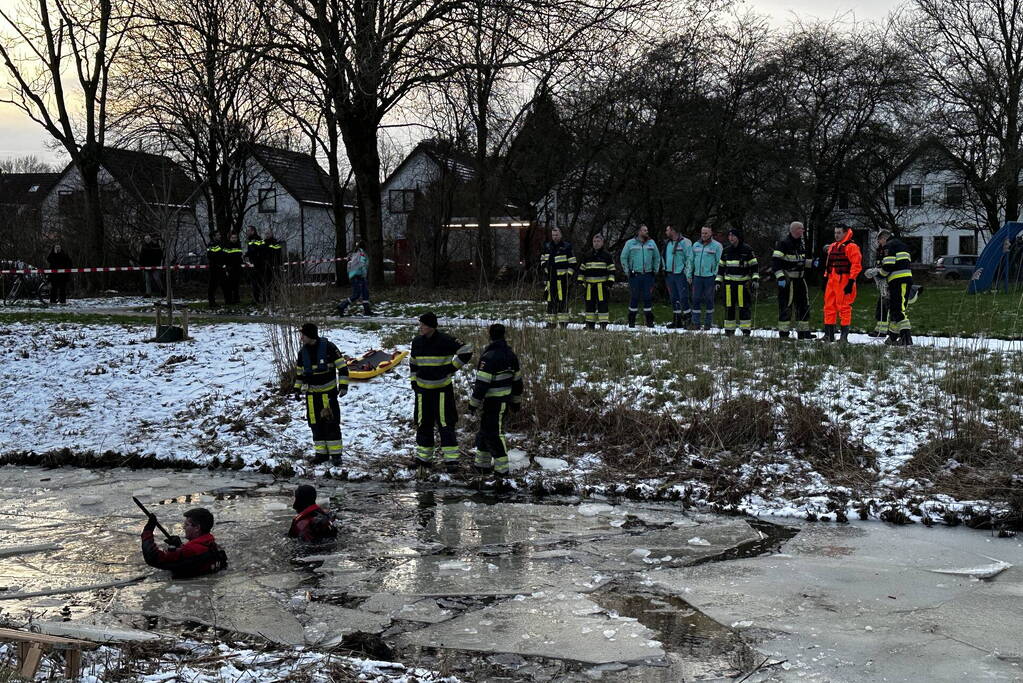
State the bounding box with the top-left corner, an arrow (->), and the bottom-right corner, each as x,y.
844,278 -> 855,295
143,513 -> 157,533
166,535 -> 183,548
509,402 -> 521,413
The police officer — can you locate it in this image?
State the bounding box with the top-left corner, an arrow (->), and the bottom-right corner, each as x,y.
245,226 -> 266,304
717,228 -> 759,336
540,227 -> 576,328
468,324 -> 523,479
409,312 -> 473,475
577,233 -> 616,329
772,221 -> 813,339
206,237 -> 225,307
222,231 -> 244,304
294,322 -> 349,464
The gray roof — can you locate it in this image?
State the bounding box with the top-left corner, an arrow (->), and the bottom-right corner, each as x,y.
250,144 -> 351,206
0,173 -> 61,206
100,148 -> 199,207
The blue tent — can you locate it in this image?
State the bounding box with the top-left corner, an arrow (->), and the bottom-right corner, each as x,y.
967,221 -> 1023,294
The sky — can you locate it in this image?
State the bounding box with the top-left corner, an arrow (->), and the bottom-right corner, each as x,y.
0,0 -> 900,168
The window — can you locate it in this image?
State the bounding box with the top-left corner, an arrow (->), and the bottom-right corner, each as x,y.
258,187 -> 277,213
902,236 -> 923,261
933,236 -> 949,258
894,184 -> 923,208
945,184 -> 964,207
388,189 -> 416,214
28,185 -> 39,193
959,235 -> 976,255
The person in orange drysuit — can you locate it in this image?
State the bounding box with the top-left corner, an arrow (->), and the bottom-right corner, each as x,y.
821,227 -> 861,343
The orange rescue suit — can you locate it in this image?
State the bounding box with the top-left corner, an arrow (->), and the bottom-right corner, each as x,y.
822,229 -> 862,326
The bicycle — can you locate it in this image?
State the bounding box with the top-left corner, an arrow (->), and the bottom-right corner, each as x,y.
0,266 -> 50,305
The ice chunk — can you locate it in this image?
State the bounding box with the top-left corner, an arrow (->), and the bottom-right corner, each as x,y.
262,502 -> 289,512
438,560 -> 472,572
927,559 -> 1012,580
578,503 -> 614,517
687,537 -> 711,546
78,495 -> 102,505
535,457 -> 569,471
628,548 -> 651,562
146,477 -> 170,488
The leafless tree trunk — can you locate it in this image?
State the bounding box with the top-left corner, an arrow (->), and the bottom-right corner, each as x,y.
0,0 -> 135,270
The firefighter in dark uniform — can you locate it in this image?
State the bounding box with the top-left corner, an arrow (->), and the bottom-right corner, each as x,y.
717,227 -> 759,335
222,231 -> 244,304
468,324 -> 523,478
263,230 -> 284,302
772,221 -> 812,339
578,233 -> 616,329
875,230 -> 914,346
540,227 -> 576,328
141,508 -> 227,579
868,239 -> 890,337
287,484 -> 338,543
245,226 -> 266,304
409,312 -> 473,474
294,322 -> 349,464
206,237 -> 225,306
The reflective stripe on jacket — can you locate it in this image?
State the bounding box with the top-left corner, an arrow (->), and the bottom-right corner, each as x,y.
469,339 -> 523,408
410,331 -> 473,390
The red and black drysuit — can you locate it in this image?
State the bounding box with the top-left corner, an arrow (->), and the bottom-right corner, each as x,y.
141,531 -> 227,579
288,504 -> 338,543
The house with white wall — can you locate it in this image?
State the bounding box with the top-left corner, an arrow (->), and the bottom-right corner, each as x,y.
835,141 -> 991,264
241,144 -> 355,279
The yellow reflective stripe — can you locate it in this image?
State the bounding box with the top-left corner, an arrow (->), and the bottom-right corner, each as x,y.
307,395 -> 316,424
306,381 -> 337,392
485,387 -> 512,397
413,357 -> 451,366
476,370 -> 494,381
415,377 -> 453,389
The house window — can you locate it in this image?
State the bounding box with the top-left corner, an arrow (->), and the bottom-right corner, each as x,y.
258,187 -> 277,213
945,184 -> 964,206
894,184 -> 923,208
933,236 -> 949,258
902,236 -> 923,261
959,235 -> 976,255
388,189 -> 416,214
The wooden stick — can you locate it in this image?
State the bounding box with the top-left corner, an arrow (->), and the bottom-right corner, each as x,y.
0,574 -> 148,600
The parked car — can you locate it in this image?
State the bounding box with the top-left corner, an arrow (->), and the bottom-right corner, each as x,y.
933,254 -> 978,280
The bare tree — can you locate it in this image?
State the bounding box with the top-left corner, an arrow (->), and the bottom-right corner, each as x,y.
261,0 -> 467,286
0,155 -> 55,173
0,0 -> 135,267
901,0 -> 1023,234
112,0 -> 280,241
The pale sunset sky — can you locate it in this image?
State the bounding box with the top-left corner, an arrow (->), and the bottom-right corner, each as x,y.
0,0 -> 898,166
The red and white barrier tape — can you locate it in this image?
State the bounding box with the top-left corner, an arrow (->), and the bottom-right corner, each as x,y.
0,256 -> 345,275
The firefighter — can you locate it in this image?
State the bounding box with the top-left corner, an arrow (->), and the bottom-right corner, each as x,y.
772,221 -> 813,339
621,224 -> 661,328
540,227 -> 576,328
206,237 -> 225,307
409,312 -> 473,475
866,237 -> 890,337
821,227 -> 862,343
294,322 -> 348,465
287,484 -> 338,543
871,230 -> 914,346
716,228 -> 759,336
664,225 -> 693,328
222,231 -> 244,304
141,508 -> 227,579
468,323 -> 523,479
577,233 -> 616,329
245,226 -> 266,304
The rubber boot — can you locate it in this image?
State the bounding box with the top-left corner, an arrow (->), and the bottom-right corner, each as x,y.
627,311 -> 637,328
336,300 -> 349,316
840,325 -> 849,344
798,331 -> 813,340
545,321 -> 556,329
330,454 -> 343,467
585,321 -> 595,330
779,330 -> 790,339
559,322 -> 568,329
900,329 -> 913,346
724,329 -> 735,336
741,329 -> 751,337
599,323 -> 608,330
884,333 -> 899,345
362,302 -> 374,316
683,312 -> 693,329
666,312 -> 681,329
644,310 -> 655,328
821,324 -> 835,343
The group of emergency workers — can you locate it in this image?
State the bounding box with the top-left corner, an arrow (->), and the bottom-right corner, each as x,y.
291,315 -> 523,481
541,221 -> 919,345
206,226 -> 284,306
